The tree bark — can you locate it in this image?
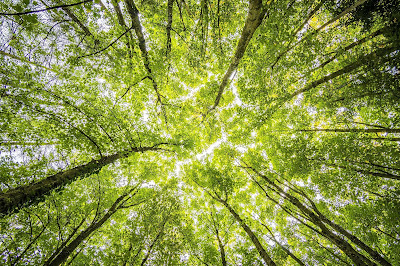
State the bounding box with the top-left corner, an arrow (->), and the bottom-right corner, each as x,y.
209,0 -> 266,112
124,0 -> 164,107
0,145 -> 166,215
140,218 -> 168,266
216,197 -> 276,266
45,188 -> 139,265
244,166 -> 377,266
166,0 -> 174,57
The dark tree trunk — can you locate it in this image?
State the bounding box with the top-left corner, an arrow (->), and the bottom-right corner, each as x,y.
217,198 -> 276,266
245,165 -> 380,266
124,0 -> 164,107
45,188 -> 139,265
166,0 -> 174,56
0,145 -> 164,215
210,0 -> 266,111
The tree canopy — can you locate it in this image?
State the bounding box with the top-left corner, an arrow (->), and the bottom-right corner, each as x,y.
1,0 -> 399,265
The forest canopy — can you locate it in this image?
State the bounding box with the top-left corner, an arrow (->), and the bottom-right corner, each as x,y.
0,0 -> 400,265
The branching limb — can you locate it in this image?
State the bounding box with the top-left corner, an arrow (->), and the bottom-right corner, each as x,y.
0,0 -> 92,16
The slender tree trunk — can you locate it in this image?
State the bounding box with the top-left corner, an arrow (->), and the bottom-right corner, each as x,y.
60,3 -> 93,38
289,46 -> 397,100
45,188 -> 139,265
348,166 -> 400,181
111,0 -> 134,52
314,160 -> 400,181
140,218 -> 168,266
244,166 -> 377,266
121,244 -> 133,266
215,228 -> 227,266
270,0 -> 368,69
294,181 -> 392,266
260,222 -> 305,266
166,0 -> 174,57
209,0 -> 266,111
0,145 -> 165,215
270,0 -> 325,70
318,213 -> 391,266
217,198 -> 276,266
55,0 -> 114,60
370,137 -> 400,142
124,0 -> 164,106
292,1 -> 325,37
45,218 -> 86,265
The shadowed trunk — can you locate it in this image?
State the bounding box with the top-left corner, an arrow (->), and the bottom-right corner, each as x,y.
166,0 -> 174,56
0,145 -> 166,215
216,197 -> 276,266
45,187 -> 141,265
244,165 -> 381,266
124,0 -> 165,107
209,0 -> 266,112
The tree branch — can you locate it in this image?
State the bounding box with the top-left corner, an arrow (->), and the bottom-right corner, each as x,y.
0,0 -> 92,16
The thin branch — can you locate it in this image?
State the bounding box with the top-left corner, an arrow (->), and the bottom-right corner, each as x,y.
114,76 -> 150,106
0,0 -> 92,16
78,26 -> 134,59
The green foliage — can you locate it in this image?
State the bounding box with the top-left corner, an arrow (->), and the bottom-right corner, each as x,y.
0,0 -> 399,265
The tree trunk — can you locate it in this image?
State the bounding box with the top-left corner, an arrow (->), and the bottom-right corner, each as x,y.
124,0 -> 164,106
166,0 -> 174,57
245,166 -> 377,266
289,46 -> 397,100
319,214 -> 392,266
111,0 -> 134,51
218,198 -> 276,266
270,0 -> 368,69
0,145 -> 164,215
260,222 -> 305,266
45,188 -> 138,265
210,0 -> 266,111
140,218 -> 168,266
215,228 -> 227,266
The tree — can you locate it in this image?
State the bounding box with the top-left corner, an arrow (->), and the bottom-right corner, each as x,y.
1,0 -> 399,265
